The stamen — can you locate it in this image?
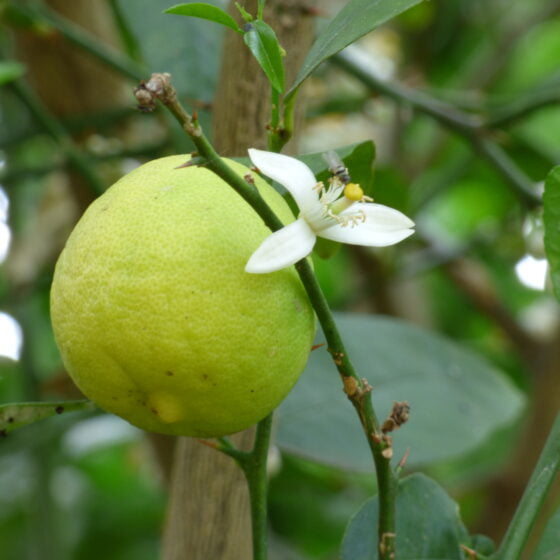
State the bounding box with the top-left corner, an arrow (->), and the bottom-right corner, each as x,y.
325,209 -> 367,227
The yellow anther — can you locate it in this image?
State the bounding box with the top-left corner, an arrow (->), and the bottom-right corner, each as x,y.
344,183 -> 364,201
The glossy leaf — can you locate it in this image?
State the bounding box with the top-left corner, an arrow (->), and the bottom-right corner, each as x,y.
341,473 -> 469,560
543,166 -> 560,301
288,0 -> 424,96
0,400 -> 95,436
165,3 -> 241,32
532,507 -> 560,560
243,20 -> 285,92
277,314 -> 525,471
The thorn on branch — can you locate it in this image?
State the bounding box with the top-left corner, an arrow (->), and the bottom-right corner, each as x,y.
197,438 -> 220,450
175,156 -> 207,169
396,447 -> 411,473
461,544 -> 479,559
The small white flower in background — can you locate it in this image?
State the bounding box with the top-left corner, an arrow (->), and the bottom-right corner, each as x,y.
245,149 -> 415,274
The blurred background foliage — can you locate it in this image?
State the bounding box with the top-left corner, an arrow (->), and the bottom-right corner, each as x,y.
0,0 -> 559,559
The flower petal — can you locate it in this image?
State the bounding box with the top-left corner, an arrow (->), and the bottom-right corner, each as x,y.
343,203 -> 415,230
245,218 -> 316,273
319,203 -> 414,246
248,149 -> 319,212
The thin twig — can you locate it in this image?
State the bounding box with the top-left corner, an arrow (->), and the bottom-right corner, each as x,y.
485,84 -> 560,128
238,414 -> 273,560
496,412 -> 560,560
14,2 -> 144,81
9,80 -> 105,196
107,0 -> 146,66
332,47 -> 541,209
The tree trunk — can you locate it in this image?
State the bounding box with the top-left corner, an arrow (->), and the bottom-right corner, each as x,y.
161,2 -> 315,558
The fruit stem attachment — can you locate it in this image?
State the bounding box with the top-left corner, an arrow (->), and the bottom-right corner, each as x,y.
238,414 -> 273,560
201,415 -> 273,560
136,72 -> 398,560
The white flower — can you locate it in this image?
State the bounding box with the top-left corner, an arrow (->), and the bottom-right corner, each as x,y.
245,149 -> 415,274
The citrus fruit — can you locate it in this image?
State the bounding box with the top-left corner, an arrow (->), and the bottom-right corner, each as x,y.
50,155 -> 315,437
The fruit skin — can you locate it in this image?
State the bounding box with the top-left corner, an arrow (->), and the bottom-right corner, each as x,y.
50,155 -> 315,437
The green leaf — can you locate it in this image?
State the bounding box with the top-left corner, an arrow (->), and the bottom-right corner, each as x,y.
300,140 -> 376,194
165,3 -> 241,32
341,473 -> 469,560
0,61 -> 26,85
0,400 -> 95,436
288,0 -> 424,96
543,166 -> 560,301
243,19 -> 285,92
532,507 -> 560,560
277,314 -> 525,471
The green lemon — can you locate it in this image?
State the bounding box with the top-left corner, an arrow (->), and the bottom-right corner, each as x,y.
50,155 -> 315,437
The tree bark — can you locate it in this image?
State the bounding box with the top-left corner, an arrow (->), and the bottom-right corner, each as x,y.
161,2 -> 315,558
211,0 -> 315,156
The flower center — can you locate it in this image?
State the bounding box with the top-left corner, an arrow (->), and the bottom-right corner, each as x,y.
308,180 -> 373,231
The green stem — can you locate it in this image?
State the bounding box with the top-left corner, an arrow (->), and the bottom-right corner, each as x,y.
331,48 -> 540,209
140,74 -> 398,558
267,89 -> 282,152
9,80 -> 105,196
239,414 -> 273,560
107,0 -> 145,65
496,412 -> 560,560
281,92 -> 297,147
485,86 -> 560,128
257,0 -> 266,21
472,137 -> 538,206
1,140 -> 170,186
294,260 -> 396,551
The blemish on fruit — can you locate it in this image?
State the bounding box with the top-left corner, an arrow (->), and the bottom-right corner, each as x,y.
55,406 -> 65,414
7,417 -> 14,423
148,392 -> 184,424
166,370 -> 174,376
0,429 -> 7,438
